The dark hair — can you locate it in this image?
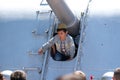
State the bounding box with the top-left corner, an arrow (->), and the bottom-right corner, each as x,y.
0,73 -> 3,80
57,29 -> 67,33
56,71 -> 86,80
114,68 -> 120,80
10,70 -> 26,80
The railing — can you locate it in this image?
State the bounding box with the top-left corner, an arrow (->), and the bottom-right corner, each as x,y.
26,10 -> 55,80
40,12 -> 56,80
74,0 -> 93,71
74,12 -> 85,71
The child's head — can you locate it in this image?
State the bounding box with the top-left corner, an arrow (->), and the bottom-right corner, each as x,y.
10,70 -> 26,80
57,23 -> 68,40
0,72 -> 4,80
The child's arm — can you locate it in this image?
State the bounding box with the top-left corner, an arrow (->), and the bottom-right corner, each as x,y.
38,37 -> 55,54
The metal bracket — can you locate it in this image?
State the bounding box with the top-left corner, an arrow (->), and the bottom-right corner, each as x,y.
23,67 -> 42,74
27,50 -> 39,55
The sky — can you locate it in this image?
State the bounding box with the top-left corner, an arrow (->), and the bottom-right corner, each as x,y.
0,0 -> 40,11
88,0 -> 120,16
0,0 -> 88,12
0,0 -> 120,12
0,0 -> 86,20
0,0 -> 120,19
0,0 -> 45,19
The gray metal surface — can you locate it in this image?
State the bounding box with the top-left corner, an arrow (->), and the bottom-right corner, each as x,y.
44,56 -> 78,80
0,0 -> 87,80
46,0 -> 79,36
0,4 -> 53,79
81,0 -> 120,79
1,0 -> 120,80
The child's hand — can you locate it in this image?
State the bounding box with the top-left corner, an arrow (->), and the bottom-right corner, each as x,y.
38,48 -> 43,54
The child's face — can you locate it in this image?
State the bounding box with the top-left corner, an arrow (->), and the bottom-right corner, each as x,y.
57,30 -> 67,40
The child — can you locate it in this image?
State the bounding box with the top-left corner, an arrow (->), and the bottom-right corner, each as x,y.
38,23 -> 75,61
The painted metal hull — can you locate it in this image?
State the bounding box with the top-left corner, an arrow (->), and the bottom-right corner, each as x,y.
0,0 -> 120,80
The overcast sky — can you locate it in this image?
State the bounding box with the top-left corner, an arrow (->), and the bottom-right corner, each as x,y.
0,0 -> 41,11
0,0 -> 87,12
0,0 -> 120,19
